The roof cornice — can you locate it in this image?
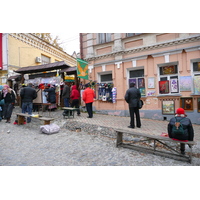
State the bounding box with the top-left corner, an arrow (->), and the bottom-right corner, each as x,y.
85,34 -> 200,62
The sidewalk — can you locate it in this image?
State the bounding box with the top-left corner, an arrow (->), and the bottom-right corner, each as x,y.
0,106 -> 199,166
12,106 -> 200,141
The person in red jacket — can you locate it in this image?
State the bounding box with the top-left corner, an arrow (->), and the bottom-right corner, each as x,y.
82,83 -> 95,118
70,85 -> 80,116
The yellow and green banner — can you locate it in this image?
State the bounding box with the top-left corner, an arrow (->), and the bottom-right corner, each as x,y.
77,58 -> 88,80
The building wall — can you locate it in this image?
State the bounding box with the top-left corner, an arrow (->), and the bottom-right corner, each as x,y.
0,33 -> 77,85
80,33 -> 200,124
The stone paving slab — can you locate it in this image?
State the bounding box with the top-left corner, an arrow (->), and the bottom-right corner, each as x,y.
0,106 -> 199,166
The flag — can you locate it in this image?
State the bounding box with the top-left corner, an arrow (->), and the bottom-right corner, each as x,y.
76,58 -> 88,80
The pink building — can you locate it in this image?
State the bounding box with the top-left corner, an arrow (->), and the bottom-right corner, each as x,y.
80,33 -> 200,124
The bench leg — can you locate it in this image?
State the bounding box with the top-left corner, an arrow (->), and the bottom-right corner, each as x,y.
17,115 -> 25,125
116,132 -> 123,147
44,120 -> 50,125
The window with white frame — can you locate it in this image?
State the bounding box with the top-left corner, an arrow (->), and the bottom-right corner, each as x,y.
129,69 -> 145,96
98,72 -> 113,102
41,54 -> 50,65
126,33 -> 142,37
158,64 -> 179,94
192,60 -> 200,94
98,33 -> 111,44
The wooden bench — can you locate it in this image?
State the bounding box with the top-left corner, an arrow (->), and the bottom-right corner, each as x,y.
62,107 -> 79,119
115,128 -> 196,163
16,113 -> 54,125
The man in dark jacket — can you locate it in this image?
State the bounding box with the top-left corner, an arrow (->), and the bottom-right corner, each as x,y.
125,82 -> 141,128
20,83 -> 37,123
62,82 -> 70,107
168,108 -> 194,154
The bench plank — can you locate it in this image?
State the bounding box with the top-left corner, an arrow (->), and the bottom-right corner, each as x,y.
115,129 -> 196,163
16,113 -> 54,125
62,107 -> 79,118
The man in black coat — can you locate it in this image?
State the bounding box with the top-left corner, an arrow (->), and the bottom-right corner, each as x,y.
20,83 -> 37,123
125,82 -> 141,128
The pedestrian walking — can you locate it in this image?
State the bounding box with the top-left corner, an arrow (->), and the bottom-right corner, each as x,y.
168,108 -> 194,154
20,83 -> 37,123
70,85 -> 81,116
82,83 -> 95,118
1,85 -> 16,123
125,82 -> 141,128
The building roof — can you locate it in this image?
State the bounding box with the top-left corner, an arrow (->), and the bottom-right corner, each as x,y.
14,61 -> 71,74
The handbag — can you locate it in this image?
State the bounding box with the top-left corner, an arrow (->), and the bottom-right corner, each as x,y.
0,99 -> 5,105
137,99 -> 143,109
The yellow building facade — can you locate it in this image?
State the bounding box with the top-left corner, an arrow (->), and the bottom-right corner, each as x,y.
0,33 -> 76,85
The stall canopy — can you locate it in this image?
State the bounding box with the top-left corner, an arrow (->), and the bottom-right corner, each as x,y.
7,74 -> 22,81
60,66 -> 77,75
14,61 -> 72,74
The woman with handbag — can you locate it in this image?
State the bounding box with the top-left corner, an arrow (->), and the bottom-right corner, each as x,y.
1,85 -> 16,123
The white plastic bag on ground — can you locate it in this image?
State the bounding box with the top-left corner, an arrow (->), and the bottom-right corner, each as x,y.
40,123 -> 60,134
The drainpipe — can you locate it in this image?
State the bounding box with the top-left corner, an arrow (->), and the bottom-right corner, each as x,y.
79,33 -> 83,59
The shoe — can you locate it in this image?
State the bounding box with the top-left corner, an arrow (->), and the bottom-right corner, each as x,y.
181,151 -> 185,155
128,126 -> 134,129
6,120 -> 10,123
137,126 -> 141,128
77,114 -> 81,116
87,116 -> 92,118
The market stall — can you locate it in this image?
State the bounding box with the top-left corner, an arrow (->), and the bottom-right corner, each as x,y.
14,61 -> 75,108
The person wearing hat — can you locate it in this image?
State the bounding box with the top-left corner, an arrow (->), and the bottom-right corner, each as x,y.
1,85 -> 16,123
82,83 -> 95,118
168,107 -> 194,154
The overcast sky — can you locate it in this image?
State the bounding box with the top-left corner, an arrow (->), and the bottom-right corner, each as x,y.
51,33 -> 80,55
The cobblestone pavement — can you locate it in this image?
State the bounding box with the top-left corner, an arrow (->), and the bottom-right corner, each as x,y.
0,106 -> 200,166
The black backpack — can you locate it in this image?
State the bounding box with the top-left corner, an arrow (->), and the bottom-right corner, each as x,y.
172,117 -> 185,135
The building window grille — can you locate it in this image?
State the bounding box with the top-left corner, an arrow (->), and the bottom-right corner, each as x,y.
159,65 -> 179,94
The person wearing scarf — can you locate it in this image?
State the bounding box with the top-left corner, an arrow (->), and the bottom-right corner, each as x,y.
1,85 -> 15,123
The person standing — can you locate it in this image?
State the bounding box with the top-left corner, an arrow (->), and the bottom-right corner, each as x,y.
70,85 -> 81,116
168,108 -> 194,154
125,82 -> 141,128
1,85 -> 16,123
44,84 -> 57,111
20,83 -> 37,123
82,83 -> 95,118
62,82 -> 70,107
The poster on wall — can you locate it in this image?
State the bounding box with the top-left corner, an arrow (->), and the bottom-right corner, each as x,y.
181,98 -> 193,111
159,80 -> 169,94
162,65 -> 176,74
197,98 -> 200,113
162,100 -> 175,115
138,78 -> 145,88
170,78 -> 179,93
139,88 -> 145,96
179,76 -> 192,92
148,77 -> 155,89
129,78 -> 137,88
147,90 -> 156,96
194,76 -> 200,94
